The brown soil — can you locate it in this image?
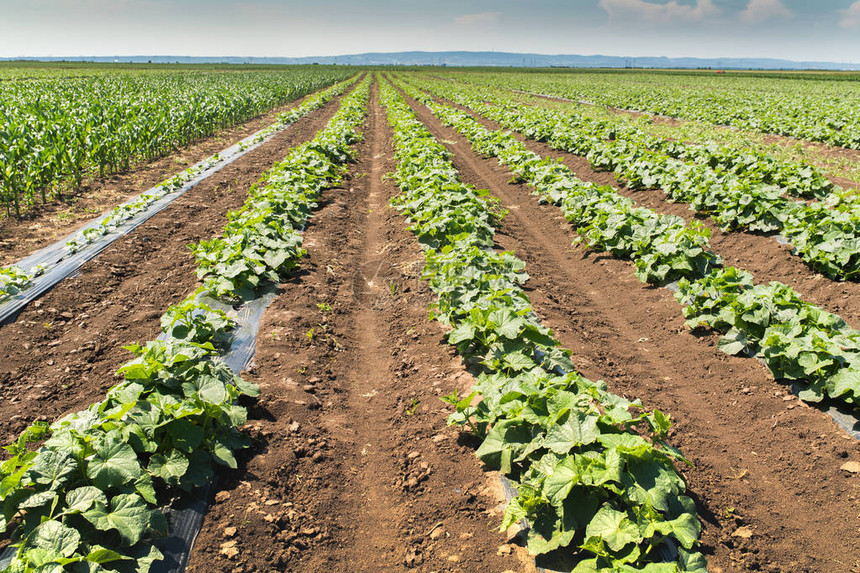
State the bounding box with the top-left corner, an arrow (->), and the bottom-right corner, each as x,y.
404,92 -> 860,573
0,94 -> 346,444
0,84 -> 351,267
184,83 -> 531,573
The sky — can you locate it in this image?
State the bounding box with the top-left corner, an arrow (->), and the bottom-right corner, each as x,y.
1,0 -> 859,63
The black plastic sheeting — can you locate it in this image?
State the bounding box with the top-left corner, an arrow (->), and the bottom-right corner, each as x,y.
0,114 -> 300,327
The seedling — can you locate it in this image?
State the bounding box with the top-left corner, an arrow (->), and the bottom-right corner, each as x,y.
406,398 -> 420,416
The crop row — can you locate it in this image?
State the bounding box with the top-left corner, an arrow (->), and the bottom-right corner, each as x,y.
440,71 -> 860,150
392,76 -> 860,414
0,77 -> 370,572
411,74 -> 860,281
431,74 -> 835,201
64,76 -> 360,255
381,76 -> 705,572
0,67 -> 354,217
0,76 -> 359,306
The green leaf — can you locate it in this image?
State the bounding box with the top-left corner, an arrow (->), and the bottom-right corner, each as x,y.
448,322 -> 476,345
503,351 -> 538,371
87,437 -> 141,490
667,513 -> 701,549
543,410 -> 601,454
585,505 -> 642,552
542,456 -> 580,507
718,328 -> 752,356
197,376 -> 229,404
32,519 -> 81,559
82,493 -> 152,546
85,546 -> 132,565
28,450 -> 78,490
163,419 -> 204,453
19,490 -> 58,510
149,449 -> 190,482
135,473 -> 158,505
64,487 -> 107,514
211,438 -> 238,469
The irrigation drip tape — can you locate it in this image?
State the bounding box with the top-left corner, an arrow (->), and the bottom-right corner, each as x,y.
0,107 -> 307,327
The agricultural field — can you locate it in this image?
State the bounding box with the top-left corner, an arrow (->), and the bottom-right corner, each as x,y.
0,66 -> 859,573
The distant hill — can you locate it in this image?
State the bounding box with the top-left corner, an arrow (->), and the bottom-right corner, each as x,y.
4,51 -> 859,70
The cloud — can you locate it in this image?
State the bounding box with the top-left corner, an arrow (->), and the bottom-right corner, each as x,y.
739,0 -> 792,25
598,0 -> 719,23
840,1 -> 860,29
454,11 -> 500,27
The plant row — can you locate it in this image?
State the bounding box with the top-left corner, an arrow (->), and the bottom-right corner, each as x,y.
394,77 -> 721,286
0,77 -> 370,573
0,67 -> 356,218
64,75 -> 359,255
394,77 -> 860,414
192,75 -> 369,301
0,76 -> 359,304
438,70 -> 860,150
433,73 -> 836,201
411,75 -> 860,281
380,76 -> 706,573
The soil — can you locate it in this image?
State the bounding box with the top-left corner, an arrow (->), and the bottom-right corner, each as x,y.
403,90 -> 860,573
0,93 -> 346,444
0,86 -> 350,266
185,83 -> 530,573
2,76 -> 860,573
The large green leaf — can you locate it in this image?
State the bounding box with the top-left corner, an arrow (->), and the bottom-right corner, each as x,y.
87,437 -> 141,490
82,493 -> 152,546
543,410 -> 601,454
28,450 -> 78,490
64,486 -> 107,514
584,505 -> 642,552
31,519 -> 81,559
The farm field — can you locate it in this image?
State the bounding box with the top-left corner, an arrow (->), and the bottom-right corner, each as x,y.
0,67 -> 859,573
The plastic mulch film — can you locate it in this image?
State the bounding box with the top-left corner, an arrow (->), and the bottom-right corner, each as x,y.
0,102 -> 312,326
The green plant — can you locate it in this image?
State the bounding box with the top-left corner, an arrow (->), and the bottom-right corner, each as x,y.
406,398 -> 420,415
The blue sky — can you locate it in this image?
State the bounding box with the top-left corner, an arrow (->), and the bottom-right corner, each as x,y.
2,0 -> 859,63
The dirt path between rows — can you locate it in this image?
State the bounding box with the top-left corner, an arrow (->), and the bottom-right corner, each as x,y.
0,81 -> 353,267
0,94 -> 346,445
405,92 -> 860,573
428,92 -> 860,328
186,82 -> 531,573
